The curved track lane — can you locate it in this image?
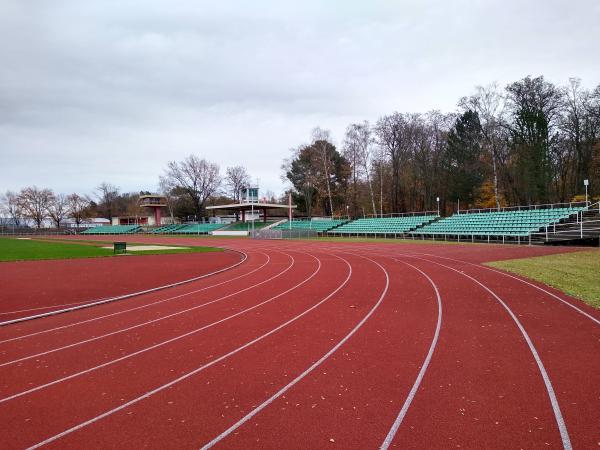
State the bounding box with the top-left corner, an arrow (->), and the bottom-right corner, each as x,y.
0,238 -> 597,449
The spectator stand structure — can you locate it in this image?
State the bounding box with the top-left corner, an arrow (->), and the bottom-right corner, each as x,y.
410,201 -> 597,245
528,200 -> 600,245
327,211 -> 438,238
263,217 -> 349,239
80,225 -> 142,235
206,188 -> 297,237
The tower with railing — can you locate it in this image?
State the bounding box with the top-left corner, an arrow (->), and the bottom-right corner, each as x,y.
139,195 -> 167,226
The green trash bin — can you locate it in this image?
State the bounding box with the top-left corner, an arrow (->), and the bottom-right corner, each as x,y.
114,242 -> 127,254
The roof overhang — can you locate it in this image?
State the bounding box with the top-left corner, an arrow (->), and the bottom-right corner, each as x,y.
206,202 -> 297,211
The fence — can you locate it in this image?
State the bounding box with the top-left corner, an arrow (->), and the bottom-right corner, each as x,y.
364,210 -> 439,219
252,229 -> 320,240
458,200 -> 589,215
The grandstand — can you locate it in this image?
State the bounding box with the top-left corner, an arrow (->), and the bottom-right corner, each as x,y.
272,218 -> 348,234
157,223 -> 225,234
412,205 -> 587,242
149,224 -> 185,234
329,214 -> 438,236
81,225 -> 142,235
221,221 -> 277,231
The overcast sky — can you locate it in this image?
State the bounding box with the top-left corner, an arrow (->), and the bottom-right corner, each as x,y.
1,0 -> 599,197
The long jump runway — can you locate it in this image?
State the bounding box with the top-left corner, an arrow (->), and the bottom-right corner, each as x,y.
0,237 -> 598,449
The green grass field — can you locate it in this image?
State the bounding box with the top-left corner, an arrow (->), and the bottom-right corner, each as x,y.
0,238 -> 222,262
486,250 -> 600,309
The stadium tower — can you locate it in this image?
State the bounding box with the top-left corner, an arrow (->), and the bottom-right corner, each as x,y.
139,194 -> 167,226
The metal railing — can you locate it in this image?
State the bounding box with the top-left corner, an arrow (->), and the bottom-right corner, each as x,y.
364,210 -> 439,219
457,200 -> 589,215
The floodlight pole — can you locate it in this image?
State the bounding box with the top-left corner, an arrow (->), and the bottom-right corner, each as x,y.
289,192 -> 292,230
584,179 -> 589,205
436,197 -> 440,216
457,198 -> 460,214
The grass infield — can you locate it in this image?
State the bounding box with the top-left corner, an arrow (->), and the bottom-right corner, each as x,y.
0,237 -> 222,262
486,250 -> 600,309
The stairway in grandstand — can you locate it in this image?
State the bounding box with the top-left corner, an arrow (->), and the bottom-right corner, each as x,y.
272,218 -> 348,233
529,202 -> 600,244
150,223 -> 225,234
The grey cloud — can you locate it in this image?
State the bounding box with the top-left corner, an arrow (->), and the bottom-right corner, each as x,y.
1,0 -> 598,196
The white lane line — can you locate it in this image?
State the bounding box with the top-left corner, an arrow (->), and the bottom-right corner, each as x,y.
349,244 -> 600,327
0,253 -> 323,404
380,258 -> 442,450
0,250 -> 248,327
0,252 -> 264,318
0,301 -> 93,316
417,252 -> 600,327
0,252 -> 296,368
0,252 -> 271,345
200,254 -> 388,450
406,254 -> 572,450
25,252 -> 352,450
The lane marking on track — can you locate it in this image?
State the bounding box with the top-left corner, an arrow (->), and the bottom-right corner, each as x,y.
0,250 -> 248,327
200,253 -> 389,450
415,252 -> 600,327
380,258 -> 442,450
329,243 -> 600,327
0,301 -> 93,316
0,253 -> 323,404
25,252 -> 352,450
0,252 -> 272,345
0,252 -> 296,368
404,254 -> 572,450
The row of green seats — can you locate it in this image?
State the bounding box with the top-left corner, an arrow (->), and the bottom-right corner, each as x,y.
414,207 -> 583,236
273,220 -> 347,232
331,215 -> 437,234
81,225 -> 141,234
150,224 -> 185,233
175,224 -> 225,234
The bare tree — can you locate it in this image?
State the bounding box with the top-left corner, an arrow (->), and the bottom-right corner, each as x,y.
372,146 -> 388,216
47,193 -> 69,228
158,177 -> 176,222
374,113 -> 414,212
342,125 -> 362,217
225,166 -> 251,202
162,155 -> 221,218
312,127 -> 334,216
67,193 -> 90,226
460,83 -> 507,209
17,186 -> 54,228
344,122 -> 377,216
1,190 -> 23,226
95,182 -> 120,221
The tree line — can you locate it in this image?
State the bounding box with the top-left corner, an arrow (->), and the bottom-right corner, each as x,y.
0,164 -> 268,228
283,76 -> 600,217
0,183 -> 144,229
3,75 -> 599,226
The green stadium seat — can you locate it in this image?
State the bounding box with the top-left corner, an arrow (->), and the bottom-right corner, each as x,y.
81,225 -> 142,235
411,207 -> 584,238
328,215 -> 438,235
273,219 -> 348,233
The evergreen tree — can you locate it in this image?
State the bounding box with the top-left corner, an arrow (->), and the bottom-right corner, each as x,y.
445,110 -> 485,208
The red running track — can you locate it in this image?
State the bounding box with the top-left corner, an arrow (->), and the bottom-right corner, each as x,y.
0,251 -> 243,322
0,236 -> 598,449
